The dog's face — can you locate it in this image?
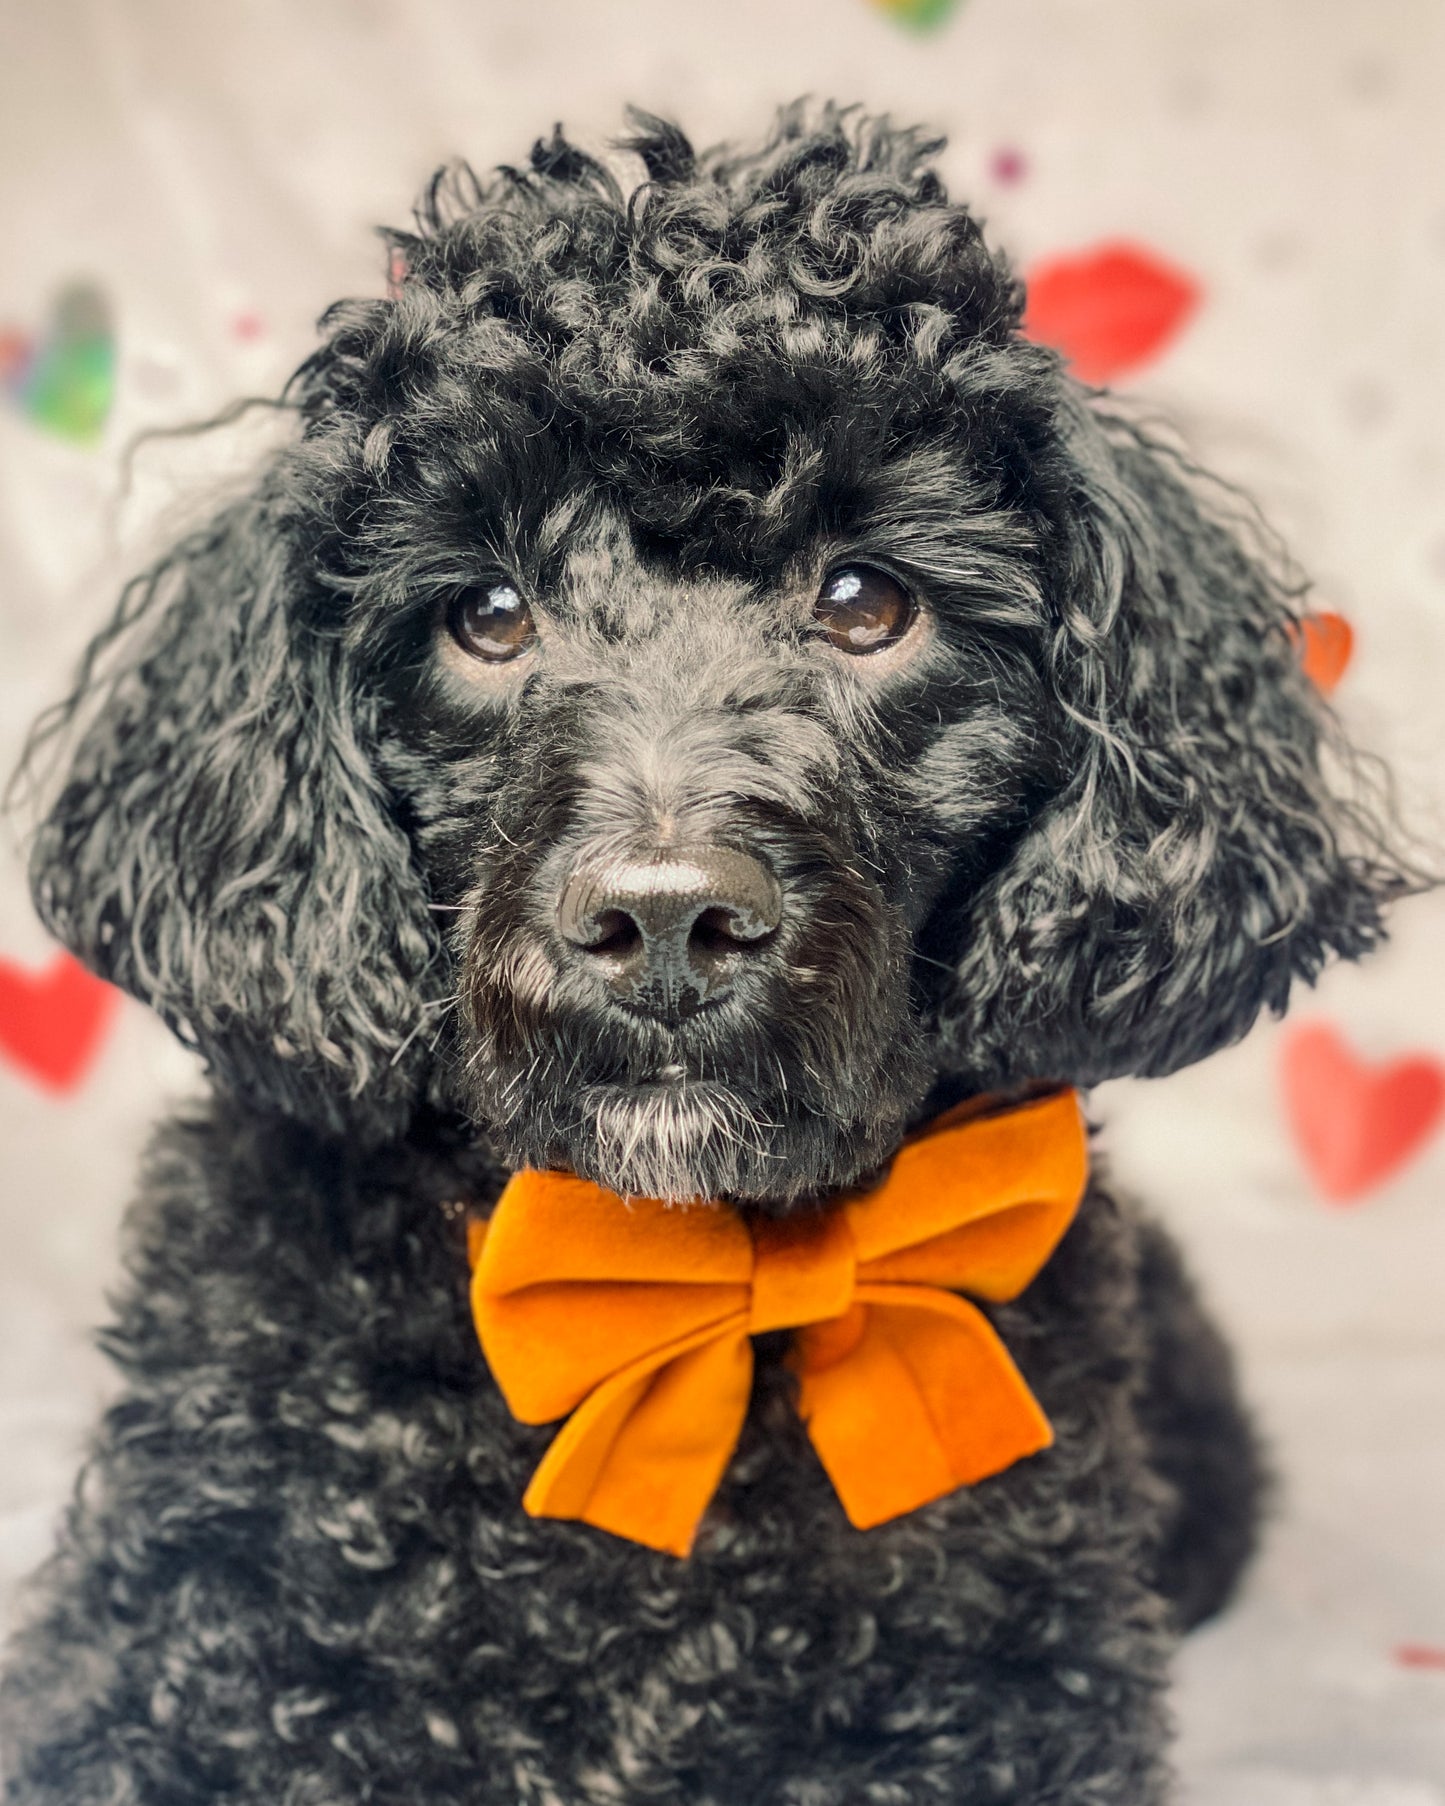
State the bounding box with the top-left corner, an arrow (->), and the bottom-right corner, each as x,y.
28,108 -> 1406,1206
379,498 -> 1049,1204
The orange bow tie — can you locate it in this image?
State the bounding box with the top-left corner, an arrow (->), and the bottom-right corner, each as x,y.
468,1088 -> 1087,1557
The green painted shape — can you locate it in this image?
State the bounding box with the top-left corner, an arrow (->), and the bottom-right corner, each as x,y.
26,336 -> 114,443
875,0 -> 962,32
22,283 -> 115,445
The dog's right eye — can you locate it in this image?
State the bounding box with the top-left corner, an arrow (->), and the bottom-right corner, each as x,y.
447,584 -> 537,662
814,565 -> 915,654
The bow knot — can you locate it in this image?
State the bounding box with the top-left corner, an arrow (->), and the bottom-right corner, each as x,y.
749,1210 -> 856,1334
470,1089 -> 1087,1557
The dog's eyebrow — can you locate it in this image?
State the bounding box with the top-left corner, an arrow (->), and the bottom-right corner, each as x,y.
340,467 -> 596,615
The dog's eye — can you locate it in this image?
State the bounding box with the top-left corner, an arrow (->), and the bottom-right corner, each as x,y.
447,583 -> 537,661
814,566 -> 915,653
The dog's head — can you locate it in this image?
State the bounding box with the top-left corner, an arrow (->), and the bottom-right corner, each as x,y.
26,106 -> 1410,1206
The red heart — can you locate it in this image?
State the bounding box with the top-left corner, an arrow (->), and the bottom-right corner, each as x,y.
0,950 -> 119,1093
1290,612 -> 1354,693
1280,1022 -> 1445,1203
1022,243 -> 1200,384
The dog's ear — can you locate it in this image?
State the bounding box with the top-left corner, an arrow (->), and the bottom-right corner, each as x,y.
25,474 -> 444,1139
935,401 -> 1416,1087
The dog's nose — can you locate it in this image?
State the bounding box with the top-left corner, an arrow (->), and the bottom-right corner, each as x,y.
556,844 -> 782,1015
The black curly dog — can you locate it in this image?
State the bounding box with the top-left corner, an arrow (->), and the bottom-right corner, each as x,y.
2,105 -> 1410,1804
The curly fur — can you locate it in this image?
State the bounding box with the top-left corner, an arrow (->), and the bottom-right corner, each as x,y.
1,102 -> 1414,1803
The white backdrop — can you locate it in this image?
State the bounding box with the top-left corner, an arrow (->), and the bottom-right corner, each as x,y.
2,3 -> 1444,1800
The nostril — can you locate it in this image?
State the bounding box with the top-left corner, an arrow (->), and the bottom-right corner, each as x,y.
578,907 -> 643,961
690,904 -> 774,958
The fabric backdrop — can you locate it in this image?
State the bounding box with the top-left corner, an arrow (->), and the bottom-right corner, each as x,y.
2,3 -> 1443,1800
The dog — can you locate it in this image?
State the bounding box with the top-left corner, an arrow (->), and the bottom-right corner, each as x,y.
1,103 -> 1410,1805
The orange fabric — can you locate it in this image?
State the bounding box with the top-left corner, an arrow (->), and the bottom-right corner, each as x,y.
469,1088 -> 1088,1556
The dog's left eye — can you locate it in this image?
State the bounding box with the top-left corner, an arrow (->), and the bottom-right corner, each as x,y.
447,583 -> 537,661
814,566 -> 915,653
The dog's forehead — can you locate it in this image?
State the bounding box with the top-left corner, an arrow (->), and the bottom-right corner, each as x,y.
396,298 -> 993,582
549,512 -> 791,638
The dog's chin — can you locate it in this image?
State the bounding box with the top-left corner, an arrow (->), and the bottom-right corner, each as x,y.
484,1076 -> 908,1213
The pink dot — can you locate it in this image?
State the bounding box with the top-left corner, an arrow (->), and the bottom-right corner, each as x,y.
0,325 -> 32,383
989,147 -> 1027,185
231,310 -> 266,343
1395,1644 -> 1445,1671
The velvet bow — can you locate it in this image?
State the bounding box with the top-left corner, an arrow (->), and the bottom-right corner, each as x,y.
469,1088 -> 1087,1556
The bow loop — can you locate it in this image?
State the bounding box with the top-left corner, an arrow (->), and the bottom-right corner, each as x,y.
844,1094 -> 1088,1274
470,1089 -> 1087,1556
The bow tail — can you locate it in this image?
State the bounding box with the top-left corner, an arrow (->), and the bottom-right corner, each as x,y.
522,1318 -> 754,1558
791,1285 -> 1054,1531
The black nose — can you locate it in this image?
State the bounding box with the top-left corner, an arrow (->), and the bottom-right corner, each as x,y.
556,844 -> 782,1015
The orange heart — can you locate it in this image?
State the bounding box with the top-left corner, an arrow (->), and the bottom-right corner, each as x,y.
1280,1022 -> 1445,1203
1021,243 -> 1200,384
1290,612 -> 1354,693
0,951 -> 119,1093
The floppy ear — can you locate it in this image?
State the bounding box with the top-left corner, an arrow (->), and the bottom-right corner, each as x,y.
936,400 -> 1415,1088
25,474 -> 444,1139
